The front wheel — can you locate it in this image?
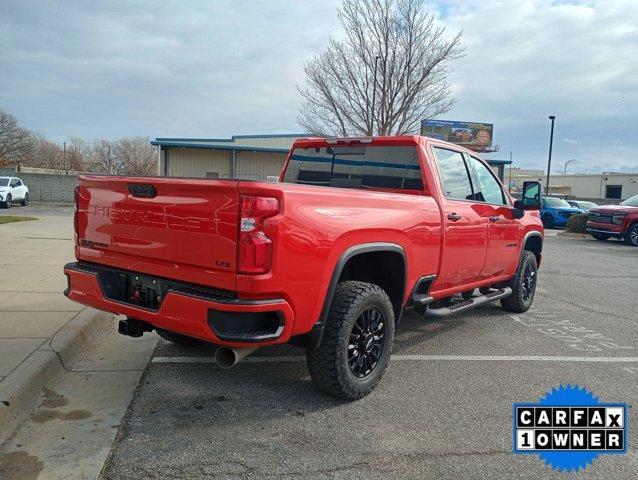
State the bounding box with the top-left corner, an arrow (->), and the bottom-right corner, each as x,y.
542,214 -> 554,229
3,194 -> 11,208
501,251 -> 538,313
591,232 -> 609,241
624,223 -> 638,247
306,281 -> 395,400
20,193 -> 29,206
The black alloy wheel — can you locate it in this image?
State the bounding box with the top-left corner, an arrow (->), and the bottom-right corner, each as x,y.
521,262 -> 536,302
348,306 -> 385,378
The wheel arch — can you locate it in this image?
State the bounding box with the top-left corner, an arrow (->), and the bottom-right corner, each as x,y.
523,231 -> 543,266
289,242 -> 406,350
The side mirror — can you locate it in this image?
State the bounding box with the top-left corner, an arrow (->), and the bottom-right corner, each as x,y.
519,181 -> 541,210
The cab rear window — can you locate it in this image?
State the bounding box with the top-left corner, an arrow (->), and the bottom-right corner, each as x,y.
282,146 -> 423,191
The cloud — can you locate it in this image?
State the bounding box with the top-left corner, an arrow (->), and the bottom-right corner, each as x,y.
0,0 -> 636,173
562,138 -> 578,145
440,0 -> 638,171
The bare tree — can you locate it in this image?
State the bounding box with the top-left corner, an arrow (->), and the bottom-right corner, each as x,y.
0,111 -> 33,167
28,133 -> 63,169
91,139 -> 120,174
66,137 -> 92,171
298,0 -> 463,136
113,137 -> 157,176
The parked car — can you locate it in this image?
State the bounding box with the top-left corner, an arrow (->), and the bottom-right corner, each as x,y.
540,196 -> 583,228
0,176 -> 29,208
63,136 -> 544,400
567,200 -> 598,212
586,194 -> 638,246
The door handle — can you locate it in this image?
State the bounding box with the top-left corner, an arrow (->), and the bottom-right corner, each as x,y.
447,213 -> 461,222
489,215 -> 501,222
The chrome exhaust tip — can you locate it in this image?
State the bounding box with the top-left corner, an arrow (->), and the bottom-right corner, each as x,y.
215,346 -> 258,369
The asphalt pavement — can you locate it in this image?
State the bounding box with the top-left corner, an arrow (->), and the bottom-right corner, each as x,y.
95,234 -> 637,479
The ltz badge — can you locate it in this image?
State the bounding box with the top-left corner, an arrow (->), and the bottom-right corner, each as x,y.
513,385 -> 628,472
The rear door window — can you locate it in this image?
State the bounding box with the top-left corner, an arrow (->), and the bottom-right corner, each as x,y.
283,145 -> 423,191
431,147 -> 474,201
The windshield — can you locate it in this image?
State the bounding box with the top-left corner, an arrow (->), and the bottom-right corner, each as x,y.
0,177 -> 10,187
620,194 -> 638,207
544,197 -> 571,208
580,201 -> 598,209
282,145 -> 423,191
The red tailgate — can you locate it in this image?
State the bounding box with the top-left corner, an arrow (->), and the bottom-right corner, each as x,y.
75,175 -> 240,291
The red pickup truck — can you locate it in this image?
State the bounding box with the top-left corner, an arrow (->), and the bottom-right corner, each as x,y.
64,136 -> 544,399
586,194 -> 638,246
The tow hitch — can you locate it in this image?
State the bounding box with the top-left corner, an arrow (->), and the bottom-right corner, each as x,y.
118,318 -> 153,337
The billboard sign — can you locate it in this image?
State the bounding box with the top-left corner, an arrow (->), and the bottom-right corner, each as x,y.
421,119 -> 493,147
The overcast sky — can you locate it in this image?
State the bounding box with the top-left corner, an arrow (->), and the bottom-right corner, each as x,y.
1,0 -> 637,172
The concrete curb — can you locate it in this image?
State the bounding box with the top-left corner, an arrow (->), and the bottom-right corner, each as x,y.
0,307 -> 113,446
557,231 -> 589,239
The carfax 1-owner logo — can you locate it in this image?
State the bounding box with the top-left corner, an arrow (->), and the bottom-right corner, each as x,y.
513,385 -> 628,472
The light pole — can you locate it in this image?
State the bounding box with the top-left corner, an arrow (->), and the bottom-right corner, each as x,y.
546,115 -> 556,194
371,55 -> 380,135
563,158 -> 575,175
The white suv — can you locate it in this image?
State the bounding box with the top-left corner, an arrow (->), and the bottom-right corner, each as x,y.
0,176 -> 29,208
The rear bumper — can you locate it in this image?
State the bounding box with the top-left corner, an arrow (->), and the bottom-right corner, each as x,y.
63,262 -> 294,347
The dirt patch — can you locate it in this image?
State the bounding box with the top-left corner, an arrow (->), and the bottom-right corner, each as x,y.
0,451 -> 44,480
40,387 -> 69,408
31,408 -> 92,423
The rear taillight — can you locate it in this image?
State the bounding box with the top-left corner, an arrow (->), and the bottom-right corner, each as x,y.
238,196 -> 279,274
73,186 -> 79,239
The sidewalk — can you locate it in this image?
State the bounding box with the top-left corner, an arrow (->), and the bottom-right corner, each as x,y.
0,208 -> 157,478
0,212 -> 86,441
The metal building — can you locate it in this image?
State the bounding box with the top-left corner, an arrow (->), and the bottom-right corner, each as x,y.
152,134 -> 305,180
152,134 -> 511,181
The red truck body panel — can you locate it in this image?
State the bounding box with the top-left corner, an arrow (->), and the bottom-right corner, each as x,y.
65,135 -> 543,347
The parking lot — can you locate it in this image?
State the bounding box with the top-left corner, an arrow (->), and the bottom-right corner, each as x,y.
95,234 -> 637,479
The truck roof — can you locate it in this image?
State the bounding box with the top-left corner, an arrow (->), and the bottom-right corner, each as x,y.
290,135 -> 485,158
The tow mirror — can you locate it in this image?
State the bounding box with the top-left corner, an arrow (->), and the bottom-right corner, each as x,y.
517,181 -> 541,210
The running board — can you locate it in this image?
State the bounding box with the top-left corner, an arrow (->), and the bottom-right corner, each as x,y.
423,287 -> 512,318
411,293 -> 434,306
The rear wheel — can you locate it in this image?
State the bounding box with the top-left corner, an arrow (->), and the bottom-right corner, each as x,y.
155,328 -> 205,347
542,214 -> 554,229
3,194 -> 11,208
624,223 -> 638,247
591,232 -> 609,241
20,193 -> 28,206
501,251 -> 538,313
306,281 -> 394,400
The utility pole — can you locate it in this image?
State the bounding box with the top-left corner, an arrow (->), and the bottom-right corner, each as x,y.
371,55 -> 380,135
546,116 -> 556,194
508,151 -> 512,192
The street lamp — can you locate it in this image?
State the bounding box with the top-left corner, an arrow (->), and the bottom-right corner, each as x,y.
563,158 -> 575,175
546,115 -> 556,194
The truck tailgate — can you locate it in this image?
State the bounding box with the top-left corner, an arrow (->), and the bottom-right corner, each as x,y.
75,175 -> 240,291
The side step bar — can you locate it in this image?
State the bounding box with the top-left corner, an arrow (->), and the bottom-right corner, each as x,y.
423,287 -> 512,318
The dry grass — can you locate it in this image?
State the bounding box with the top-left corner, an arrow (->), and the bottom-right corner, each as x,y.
0,215 -> 38,225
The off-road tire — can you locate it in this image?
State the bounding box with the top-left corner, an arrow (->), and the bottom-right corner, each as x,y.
155,328 -> 205,346
306,281 -> 395,400
21,193 -> 28,206
591,232 -> 609,241
542,214 -> 554,229
501,250 -> 538,313
624,223 -> 638,247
